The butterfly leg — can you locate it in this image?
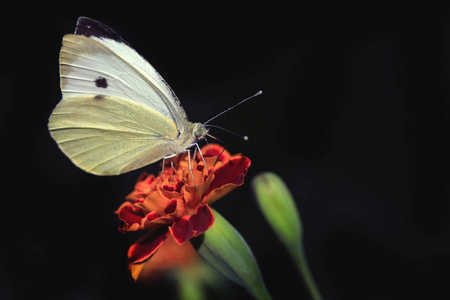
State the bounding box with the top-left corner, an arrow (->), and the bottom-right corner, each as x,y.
169,159 -> 174,183
189,143 -> 211,173
150,153 -> 178,192
192,145 -> 198,167
185,148 -> 198,190
165,148 -> 199,190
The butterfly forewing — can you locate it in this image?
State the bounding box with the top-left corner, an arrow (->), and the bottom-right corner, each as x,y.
60,34 -> 186,129
61,16 -> 188,130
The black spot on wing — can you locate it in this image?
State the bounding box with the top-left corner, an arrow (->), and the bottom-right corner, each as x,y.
75,17 -> 128,45
94,95 -> 105,100
95,77 -> 108,88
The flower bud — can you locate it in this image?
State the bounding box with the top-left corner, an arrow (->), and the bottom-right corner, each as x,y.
252,172 -> 302,249
252,172 -> 322,300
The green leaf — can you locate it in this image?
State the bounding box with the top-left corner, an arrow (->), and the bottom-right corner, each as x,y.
252,172 -> 322,300
193,208 -> 272,300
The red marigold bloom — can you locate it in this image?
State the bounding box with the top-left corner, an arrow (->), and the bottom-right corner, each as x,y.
116,144 -> 251,280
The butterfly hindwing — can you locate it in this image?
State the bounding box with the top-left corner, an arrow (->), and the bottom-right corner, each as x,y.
48,95 -> 179,175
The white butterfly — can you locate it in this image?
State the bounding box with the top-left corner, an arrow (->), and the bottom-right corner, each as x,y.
48,17 -> 213,175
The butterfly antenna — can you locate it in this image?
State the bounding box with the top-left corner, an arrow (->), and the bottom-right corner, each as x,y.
205,125 -> 248,141
203,90 -> 262,125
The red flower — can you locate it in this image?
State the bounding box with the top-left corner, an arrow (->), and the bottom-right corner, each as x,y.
116,144 -> 251,281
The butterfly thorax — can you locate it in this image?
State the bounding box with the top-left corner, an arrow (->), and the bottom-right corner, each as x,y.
170,122 -> 208,154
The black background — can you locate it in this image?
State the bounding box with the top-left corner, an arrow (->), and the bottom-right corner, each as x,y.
1,4 -> 449,299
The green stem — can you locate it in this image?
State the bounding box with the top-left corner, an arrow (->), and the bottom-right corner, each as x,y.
250,277 -> 272,300
291,241 -> 322,300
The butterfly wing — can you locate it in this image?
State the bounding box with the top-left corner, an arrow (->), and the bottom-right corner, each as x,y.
60,16 -> 188,131
49,17 -> 199,175
48,95 -> 180,175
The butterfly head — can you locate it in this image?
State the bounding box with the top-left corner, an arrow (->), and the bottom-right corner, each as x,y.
192,123 -> 208,142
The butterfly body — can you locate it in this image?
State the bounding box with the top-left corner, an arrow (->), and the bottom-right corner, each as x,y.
49,17 -> 208,175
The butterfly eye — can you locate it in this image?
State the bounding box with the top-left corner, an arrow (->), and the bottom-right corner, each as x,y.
194,125 -> 206,139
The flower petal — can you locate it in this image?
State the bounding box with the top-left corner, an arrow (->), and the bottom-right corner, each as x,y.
125,173 -> 156,202
162,180 -> 185,193
128,229 -> 169,265
156,198 -> 188,222
169,205 -> 215,245
140,210 -> 170,230
116,202 -> 145,232
190,204 -> 215,236
131,234 -> 199,283
138,189 -> 177,215
204,156 -> 251,204
183,171 -> 215,208
169,216 -> 193,245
